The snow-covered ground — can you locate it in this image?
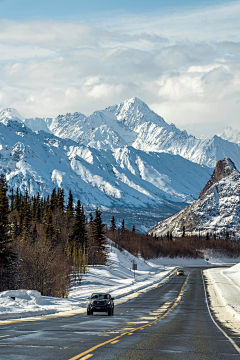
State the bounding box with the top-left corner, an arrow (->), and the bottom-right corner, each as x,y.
0,240 -> 237,323
205,262 -> 240,324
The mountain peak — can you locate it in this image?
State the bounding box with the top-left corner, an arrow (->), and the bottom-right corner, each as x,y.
0,108 -> 23,121
199,158 -> 237,199
218,125 -> 240,144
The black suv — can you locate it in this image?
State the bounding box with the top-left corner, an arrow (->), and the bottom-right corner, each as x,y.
87,293 -> 114,316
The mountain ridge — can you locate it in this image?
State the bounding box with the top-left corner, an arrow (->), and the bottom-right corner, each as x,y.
2,97 -> 240,170
149,158 -> 240,238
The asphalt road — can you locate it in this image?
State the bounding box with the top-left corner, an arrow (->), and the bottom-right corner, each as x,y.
0,267 -> 240,360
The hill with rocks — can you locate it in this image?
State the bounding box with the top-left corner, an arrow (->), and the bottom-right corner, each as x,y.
149,158 -> 240,238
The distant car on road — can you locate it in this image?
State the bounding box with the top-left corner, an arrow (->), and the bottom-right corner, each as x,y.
87,293 -> 114,316
177,269 -> 185,276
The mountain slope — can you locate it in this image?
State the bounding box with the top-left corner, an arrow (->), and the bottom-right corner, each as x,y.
149,158 -> 240,238
16,97 -> 240,170
0,118 -> 212,208
4,98 -> 240,170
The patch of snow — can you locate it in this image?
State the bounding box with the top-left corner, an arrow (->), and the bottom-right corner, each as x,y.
0,239 -> 236,322
204,262 -> 240,326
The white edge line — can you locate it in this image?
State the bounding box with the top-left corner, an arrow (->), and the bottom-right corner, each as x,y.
201,271 -> 240,354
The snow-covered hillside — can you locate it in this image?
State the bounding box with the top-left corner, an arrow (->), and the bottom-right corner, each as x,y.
0,116 -> 213,230
149,158 -> 240,238
2,97 -> 240,231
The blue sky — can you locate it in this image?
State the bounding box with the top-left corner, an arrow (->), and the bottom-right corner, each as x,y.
0,0 -> 239,137
0,0 -> 231,21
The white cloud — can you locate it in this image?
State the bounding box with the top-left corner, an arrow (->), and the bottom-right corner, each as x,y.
0,2 -> 240,136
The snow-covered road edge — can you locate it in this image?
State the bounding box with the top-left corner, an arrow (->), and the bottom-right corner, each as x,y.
203,268 -> 240,323
0,267 -> 177,324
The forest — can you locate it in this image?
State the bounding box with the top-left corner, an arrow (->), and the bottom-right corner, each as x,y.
1,174 -> 240,298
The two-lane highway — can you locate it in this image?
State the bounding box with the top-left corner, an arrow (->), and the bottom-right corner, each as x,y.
0,267 -> 239,359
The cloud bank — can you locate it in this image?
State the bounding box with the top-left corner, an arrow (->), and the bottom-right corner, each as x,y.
0,1 -> 240,137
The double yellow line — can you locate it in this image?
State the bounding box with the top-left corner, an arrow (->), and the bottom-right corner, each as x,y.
69,273 -> 190,360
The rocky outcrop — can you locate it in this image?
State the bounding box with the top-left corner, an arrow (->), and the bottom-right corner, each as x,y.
149,158 -> 240,238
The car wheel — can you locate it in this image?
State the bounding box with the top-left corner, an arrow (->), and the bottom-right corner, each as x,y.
112,308 -> 114,316
108,309 -> 112,316
87,309 -> 90,315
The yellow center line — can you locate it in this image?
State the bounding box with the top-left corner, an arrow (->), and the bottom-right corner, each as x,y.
76,355 -> 94,360
110,340 -> 120,344
68,273 -> 190,360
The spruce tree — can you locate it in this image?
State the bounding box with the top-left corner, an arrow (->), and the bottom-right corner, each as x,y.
35,193 -> 41,222
132,224 -> 135,232
182,225 -> 185,238
68,200 -> 88,251
66,190 -> 74,220
92,207 -> 106,264
121,219 -> 125,232
67,200 -> 88,275
50,188 -> 58,212
0,174 -> 17,291
166,231 -> 170,241
10,188 -> 14,213
57,188 -> 65,212
110,216 -> 116,231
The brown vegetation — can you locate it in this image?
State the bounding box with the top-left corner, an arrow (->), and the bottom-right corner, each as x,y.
106,227 -> 240,260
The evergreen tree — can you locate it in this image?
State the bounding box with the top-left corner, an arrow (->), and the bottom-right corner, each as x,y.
14,187 -> 20,212
11,212 -> 19,239
22,189 -> 31,235
57,188 -> 65,212
182,225 -> 185,238
68,200 -> 88,251
121,219 -> 125,232
50,188 -> 58,212
35,193 -> 41,222
67,200 -> 88,274
166,231 -> 170,241
10,188 -> 14,213
110,216 -> 116,231
92,207 -> 106,262
226,231 -> 230,242
132,224 -> 135,233
0,174 -> 17,291
66,190 -> 74,220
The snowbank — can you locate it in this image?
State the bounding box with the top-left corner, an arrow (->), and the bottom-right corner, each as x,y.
0,240 -> 176,322
205,261 -> 240,322
1,239 -> 237,322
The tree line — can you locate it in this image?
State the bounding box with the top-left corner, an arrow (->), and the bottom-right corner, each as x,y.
0,174 -> 106,296
106,216 -> 240,259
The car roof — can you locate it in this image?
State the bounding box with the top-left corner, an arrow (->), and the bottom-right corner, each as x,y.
91,293 -> 110,295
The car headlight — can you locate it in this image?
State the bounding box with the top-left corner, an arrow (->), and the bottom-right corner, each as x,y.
88,301 -> 92,305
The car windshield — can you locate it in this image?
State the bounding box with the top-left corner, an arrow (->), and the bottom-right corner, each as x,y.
91,294 -> 110,299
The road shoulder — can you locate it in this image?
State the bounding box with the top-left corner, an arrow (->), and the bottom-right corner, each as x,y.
203,268 -> 240,334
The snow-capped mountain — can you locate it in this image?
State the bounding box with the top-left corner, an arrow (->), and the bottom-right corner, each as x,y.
0,117 -> 211,208
1,97 -> 240,231
0,108 -> 23,122
149,158 -> 240,238
15,97 -> 240,170
218,126 -> 240,145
